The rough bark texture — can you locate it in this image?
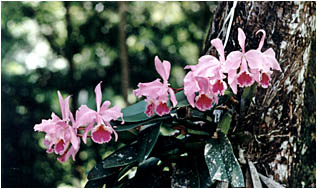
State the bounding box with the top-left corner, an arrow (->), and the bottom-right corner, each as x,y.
204,2 -> 315,187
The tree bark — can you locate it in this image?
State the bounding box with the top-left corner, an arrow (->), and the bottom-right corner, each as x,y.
204,2 -> 315,187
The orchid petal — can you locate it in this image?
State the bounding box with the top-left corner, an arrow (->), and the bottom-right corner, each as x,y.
106,122 -> 118,141
184,71 -> 199,107
198,55 -> 219,65
250,69 -> 261,83
69,127 -> 80,150
94,82 -> 103,112
101,105 -> 122,122
57,91 -> 66,119
75,105 -> 96,128
264,48 -> 282,71
82,122 -> 94,144
211,38 -> 225,63
57,145 -> 79,163
256,29 -> 266,51
168,88 -> 177,107
100,101 -> 111,113
238,28 -> 246,53
245,49 -> 264,70
196,77 -> 210,94
63,95 -> 72,121
155,56 -> 171,81
71,145 -> 80,161
133,79 -> 163,98
227,69 -> 238,94
223,51 -> 243,72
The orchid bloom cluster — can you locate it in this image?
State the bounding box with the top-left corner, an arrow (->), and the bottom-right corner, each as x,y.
34,82 -> 123,163
135,28 -> 281,114
35,28 -> 281,163
183,28 -> 281,110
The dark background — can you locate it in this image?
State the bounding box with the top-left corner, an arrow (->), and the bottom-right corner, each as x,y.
1,2 -> 215,187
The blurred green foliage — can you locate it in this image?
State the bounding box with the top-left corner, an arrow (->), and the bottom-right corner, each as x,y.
1,1 -> 216,187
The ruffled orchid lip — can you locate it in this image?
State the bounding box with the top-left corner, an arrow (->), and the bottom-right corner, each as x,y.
195,93 -> 214,111
212,80 -> 226,95
260,72 -> 270,88
155,102 -> 171,116
55,139 -> 66,155
91,124 -> 112,144
237,71 -> 254,87
145,102 -> 155,117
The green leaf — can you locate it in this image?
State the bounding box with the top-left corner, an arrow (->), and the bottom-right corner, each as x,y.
175,90 -> 189,107
241,83 -> 257,100
248,160 -> 262,188
101,144 -> 138,169
137,122 -> 161,162
240,83 -> 257,113
123,157 -> 170,187
218,112 -> 232,135
204,132 -> 245,187
85,179 -> 105,188
119,100 -> 152,122
258,173 -> 285,188
115,115 -> 169,132
87,164 -> 121,181
85,174 -> 118,188
87,143 -> 138,181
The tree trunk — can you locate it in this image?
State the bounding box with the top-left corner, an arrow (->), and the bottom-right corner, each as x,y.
119,1 -> 130,105
204,2 -> 315,187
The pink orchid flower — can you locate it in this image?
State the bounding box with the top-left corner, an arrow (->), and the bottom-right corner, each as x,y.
223,28 -> 264,94
75,82 -> 124,144
184,38 -> 227,111
34,91 -> 80,163
250,30 -> 282,88
133,56 -> 177,117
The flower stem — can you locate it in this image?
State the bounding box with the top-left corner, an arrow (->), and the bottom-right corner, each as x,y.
77,134 -> 91,138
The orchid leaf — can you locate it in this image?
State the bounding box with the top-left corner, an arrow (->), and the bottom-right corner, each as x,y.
87,164 -> 121,181
87,143 -> 138,181
259,173 -> 285,188
248,160 -> 263,188
175,90 -> 189,107
137,122 -> 161,162
204,132 -> 245,187
240,83 -> 257,113
119,100 -> 152,122
218,112 -> 232,135
85,173 -> 118,188
115,115 -> 169,132
101,144 -> 138,169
